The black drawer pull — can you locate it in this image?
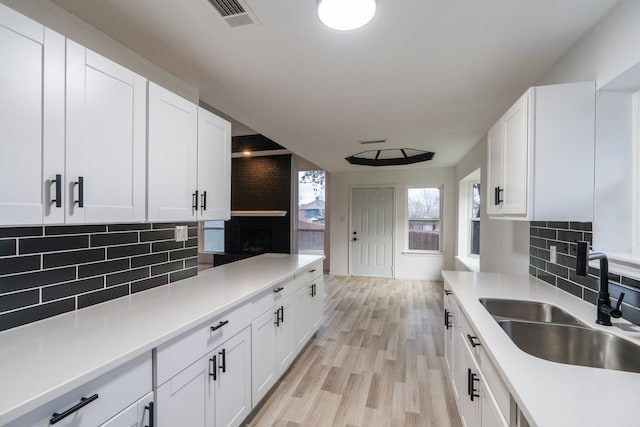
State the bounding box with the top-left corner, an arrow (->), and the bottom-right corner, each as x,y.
444,289 -> 452,296
51,174 -> 62,208
192,190 -> 198,211
144,401 -> 154,427
467,334 -> 481,348
201,190 -> 207,211
470,371 -> 480,401
50,394 -> 98,424
309,269 -> 317,273
274,309 -> 280,326
210,320 -> 229,332
444,309 -> 452,329
273,287 -> 284,293
280,306 -> 284,323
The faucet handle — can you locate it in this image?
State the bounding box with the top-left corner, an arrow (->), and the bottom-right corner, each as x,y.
576,241 -> 590,276
611,293 -> 625,319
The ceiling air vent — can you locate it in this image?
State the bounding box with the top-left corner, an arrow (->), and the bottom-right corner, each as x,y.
207,0 -> 259,28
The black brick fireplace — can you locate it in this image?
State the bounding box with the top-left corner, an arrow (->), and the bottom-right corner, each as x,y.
214,153 -> 292,266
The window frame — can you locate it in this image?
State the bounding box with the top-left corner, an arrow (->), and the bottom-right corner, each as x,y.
468,181 -> 481,257
199,220 -> 225,254
406,186 -> 443,254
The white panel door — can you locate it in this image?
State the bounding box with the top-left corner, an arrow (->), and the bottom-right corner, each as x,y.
213,327 -> 252,427
156,355 -> 214,427
148,82 -> 198,221
276,297 -> 296,375
0,5 -> 65,225
351,188 -> 394,278
197,107 -> 231,221
251,308 -> 279,405
502,93 -> 529,215
291,285 -> 312,352
66,41 -> 147,223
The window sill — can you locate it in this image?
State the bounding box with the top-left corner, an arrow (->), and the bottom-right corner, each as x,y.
401,250 -> 443,256
600,252 -> 640,281
456,255 -> 480,272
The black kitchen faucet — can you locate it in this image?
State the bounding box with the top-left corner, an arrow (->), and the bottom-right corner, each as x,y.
576,241 -> 625,326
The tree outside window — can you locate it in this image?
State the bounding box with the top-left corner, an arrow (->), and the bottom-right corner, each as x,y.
408,187 -> 441,251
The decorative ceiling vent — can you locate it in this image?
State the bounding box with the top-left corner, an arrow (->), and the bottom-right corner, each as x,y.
207,0 -> 260,28
359,139 -> 387,145
345,148 -> 435,167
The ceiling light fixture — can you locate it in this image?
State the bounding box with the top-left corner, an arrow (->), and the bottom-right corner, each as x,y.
317,0 -> 377,31
345,148 -> 435,166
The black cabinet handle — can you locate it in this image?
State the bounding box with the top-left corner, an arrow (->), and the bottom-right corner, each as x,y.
51,174 -> 62,208
309,269 -> 316,273
219,348 -> 226,373
494,186 -> 503,206
444,289 -> 452,296
50,394 -> 98,424
209,355 -> 217,381
444,309 -> 452,329
192,191 -> 198,211
470,371 -> 480,401
273,287 -> 284,293
210,320 -> 229,332
274,308 -> 280,327
74,176 -> 84,208
144,401 -> 154,427
279,306 -> 284,323
200,191 -> 207,211
467,334 -> 481,348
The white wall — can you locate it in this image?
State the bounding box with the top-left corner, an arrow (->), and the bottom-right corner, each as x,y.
539,1 -> 640,89
454,139 -> 530,274
329,167 -> 455,280
0,0 -> 197,102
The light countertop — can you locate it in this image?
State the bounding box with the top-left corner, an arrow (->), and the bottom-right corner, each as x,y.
442,271 -> 640,427
0,253 -> 323,425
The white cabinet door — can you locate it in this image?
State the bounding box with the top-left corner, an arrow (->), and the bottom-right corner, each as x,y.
460,339 -> 481,427
0,5 -> 65,225
309,277 -> 323,332
197,107 -> 231,221
100,392 -> 153,427
212,327 -> 252,427
66,41 -> 147,224
148,82 -> 198,221
480,385 -> 509,427
292,284 -> 312,353
156,355 -> 214,427
501,93 -> 529,215
486,121 -> 504,216
251,307 -> 279,405
277,297 -> 296,375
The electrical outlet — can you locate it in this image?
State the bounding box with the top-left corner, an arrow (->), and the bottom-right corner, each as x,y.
550,245 -> 557,264
174,225 -> 188,242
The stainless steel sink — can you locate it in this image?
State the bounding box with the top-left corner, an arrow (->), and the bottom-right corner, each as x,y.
498,320 -> 640,374
479,298 -> 585,326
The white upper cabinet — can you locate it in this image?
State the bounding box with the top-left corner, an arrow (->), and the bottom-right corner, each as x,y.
197,107 -> 231,221
147,82 -> 198,222
0,4 -> 65,225
486,82 -> 595,221
66,40 -> 147,224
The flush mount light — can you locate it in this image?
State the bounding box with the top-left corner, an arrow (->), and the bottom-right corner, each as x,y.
345,148 -> 435,166
317,0 -> 377,31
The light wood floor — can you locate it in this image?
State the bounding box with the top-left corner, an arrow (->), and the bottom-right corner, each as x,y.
244,275 -> 463,427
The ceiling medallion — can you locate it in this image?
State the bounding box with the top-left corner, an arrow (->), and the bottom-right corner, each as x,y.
345,148 -> 435,166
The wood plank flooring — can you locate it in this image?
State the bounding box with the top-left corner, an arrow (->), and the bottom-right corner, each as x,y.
244,275 -> 463,427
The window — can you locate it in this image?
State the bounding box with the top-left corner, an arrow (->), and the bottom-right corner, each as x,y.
202,220 -> 225,253
297,170 -> 325,255
469,183 -> 481,256
407,187 -> 441,251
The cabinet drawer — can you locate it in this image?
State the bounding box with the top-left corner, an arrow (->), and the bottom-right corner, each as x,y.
460,311 -> 482,357
249,276 -> 296,318
155,301 -> 253,386
294,262 -> 322,287
7,352 -> 151,427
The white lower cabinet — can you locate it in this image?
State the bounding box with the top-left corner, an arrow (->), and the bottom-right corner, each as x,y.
445,290 -> 508,427
156,327 -> 251,427
7,353 -> 152,427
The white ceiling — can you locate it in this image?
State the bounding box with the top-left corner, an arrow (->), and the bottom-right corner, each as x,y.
53,0 -> 618,172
